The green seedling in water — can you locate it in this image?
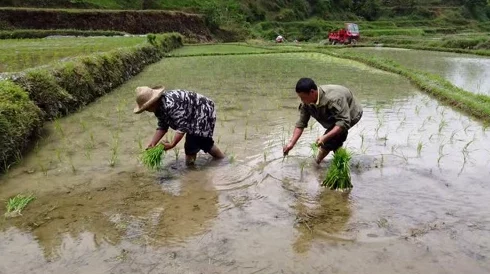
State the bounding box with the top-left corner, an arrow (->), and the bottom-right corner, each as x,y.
299,160 -> 308,175
310,143 -> 319,158
55,149 -> 63,163
322,148 -> 353,191
417,141 -> 423,157
231,125 -> 236,134
5,194 -> 35,218
244,127 -> 248,140
54,120 -> 65,138
38,161 -> 48,176
79,119 -> 87,131
415,105 -> 421,116
140,144 -> 166,170
229,153 -> 236,163
173,148 -> 180,161
397,115 -> 406,131
450,130 -> 459,144
463,140 -> 474,155
438,119 -> 447,134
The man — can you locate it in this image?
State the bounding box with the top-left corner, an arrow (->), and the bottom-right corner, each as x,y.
134,86 -> 225,165
283,78 -> 363,164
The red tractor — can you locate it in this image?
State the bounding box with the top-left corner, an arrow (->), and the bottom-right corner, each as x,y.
328,23 -> 360,45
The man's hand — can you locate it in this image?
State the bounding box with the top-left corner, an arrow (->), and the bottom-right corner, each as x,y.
146,143 -> 156,150
316,135 -> 327,147
162,142 -> 175,151
283,143 -> 294,155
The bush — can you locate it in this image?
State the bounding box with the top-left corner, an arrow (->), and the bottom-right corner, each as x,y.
14,69 -> 75,118
0,81 -> 43,171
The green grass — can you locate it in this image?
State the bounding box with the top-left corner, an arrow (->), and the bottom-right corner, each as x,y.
322,148 -> 353,191
0,36 -> 146,72
5,194 -> 35,217
170,44 -> 272,56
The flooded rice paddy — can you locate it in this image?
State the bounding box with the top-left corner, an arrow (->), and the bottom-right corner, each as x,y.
1,48 -> 490,273
347,47 -> 490,95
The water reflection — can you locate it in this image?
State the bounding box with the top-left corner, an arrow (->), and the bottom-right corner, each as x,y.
0,169 -> 219,259
347,47 -> 490,95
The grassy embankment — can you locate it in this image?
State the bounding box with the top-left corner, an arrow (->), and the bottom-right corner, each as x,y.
0,33 -> 183,172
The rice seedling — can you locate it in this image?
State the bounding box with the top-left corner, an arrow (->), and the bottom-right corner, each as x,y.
54,120 -> 65,138
391,144 -> 397,154
450,130 -> 459,144
137,138 -> 143,150
380,154 -> 384,168
244,127 -> 248,140
140,144 -> 166,170
378,135 -> 388,146
397,115 -> 406,131
463,123 -> 471,135
109,147 -> 118,167
38,161 -> 48,176
440,108 -> 446,117
231,125 -> 236,134
173,148 -> 180,161
69,156 -> 76,174
87,132 -> 96,149
299,160 -> 308,176
438,119 -> 447,134
84,150 -> 91,160
229,152 -> 236,163
263,150 -> 268,162
322,148 -> 352,191
255,124 -> 259,132
374,104 -> 382,116
79,119 -> 87,131
4,194 -> 35,218
359,133 -> 365,149
417,141 -> 423,157
217,135 -> 221,144
55,148 -> 63,163
415,105 -> 421,116
310,142 -> 319,158
437,143 -> 446,166
463,140 -> 474,155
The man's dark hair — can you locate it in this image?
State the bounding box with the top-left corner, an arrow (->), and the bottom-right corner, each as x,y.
295,78 -> 317,93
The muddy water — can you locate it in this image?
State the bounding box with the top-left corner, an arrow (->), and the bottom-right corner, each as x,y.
1,51 -> 490,273
347,47 -> 490,95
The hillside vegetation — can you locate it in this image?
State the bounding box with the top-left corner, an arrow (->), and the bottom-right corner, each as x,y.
1,0 -> 489,22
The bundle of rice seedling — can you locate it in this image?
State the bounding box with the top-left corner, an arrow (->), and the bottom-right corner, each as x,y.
321,148 -> 353,191
5,194 -> 35,218
140,144 -> 166,170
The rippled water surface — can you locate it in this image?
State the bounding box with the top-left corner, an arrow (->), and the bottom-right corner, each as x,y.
347,47 -> 490,95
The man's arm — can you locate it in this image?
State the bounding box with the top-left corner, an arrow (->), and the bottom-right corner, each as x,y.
148,129 -> 167,148
283,127 -> 304,155
284,105 -> 310,154
163,131 -> 185,150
